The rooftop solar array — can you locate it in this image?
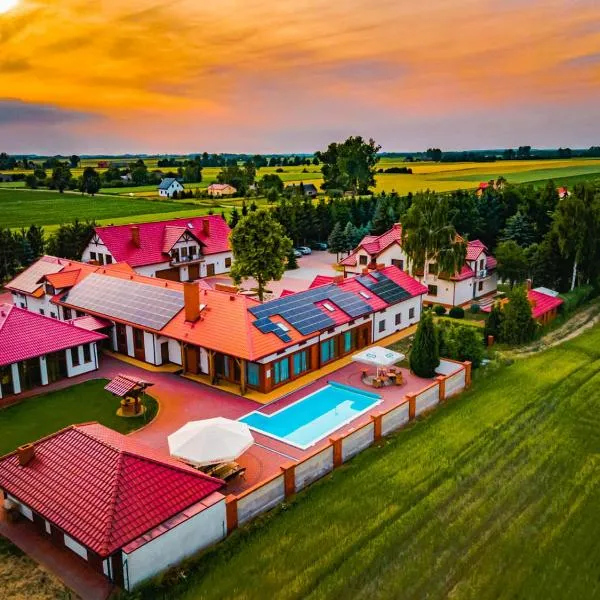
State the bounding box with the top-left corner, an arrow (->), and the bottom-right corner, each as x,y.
357,273 -> 411,305
249,284 -> 374,337
61,273 -> 184,330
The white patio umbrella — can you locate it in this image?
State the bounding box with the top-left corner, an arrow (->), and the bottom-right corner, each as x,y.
168,418 -> 254,467
351,346 -> 405,377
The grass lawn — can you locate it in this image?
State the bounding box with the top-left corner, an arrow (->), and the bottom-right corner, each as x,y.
135,324 -> 600,600
0,189 -> 190,229
0,379 -> 158,456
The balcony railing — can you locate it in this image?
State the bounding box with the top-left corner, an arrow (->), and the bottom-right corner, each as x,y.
170,254 -> 204,266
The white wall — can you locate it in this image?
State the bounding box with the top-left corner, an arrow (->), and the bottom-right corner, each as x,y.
123,499 -> 226,590
373,295 -> 421,342
81,235 -> 114,266
454,279 -> 475,306
345,244 -> 406,275
154,336 -> 182,365
125,326 -> 135,357
143,332 -> 157,364
474,272 -> 498,300
64,534 -> 88,560
132,262 -> 171,278
66,344 -> 100,377
200,251 -> 233,277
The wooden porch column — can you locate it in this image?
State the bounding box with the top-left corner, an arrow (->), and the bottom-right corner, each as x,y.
436,375 -> 446,402
236,358 -> 247,395
407,393 -> 416,420
464,361 -> 472,387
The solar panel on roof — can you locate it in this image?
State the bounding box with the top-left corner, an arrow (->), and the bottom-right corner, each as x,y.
357,273 -> 410,305
63,273 -> 184,330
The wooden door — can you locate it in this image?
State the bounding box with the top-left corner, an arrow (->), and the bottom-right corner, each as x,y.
161,342 -> 170,365
185,345 -> 200,374
156,267 -> 180,282
188,264 -> 200,280
116,324 -> 128,354
133,329 -> 145,361
206,263 -> 216,277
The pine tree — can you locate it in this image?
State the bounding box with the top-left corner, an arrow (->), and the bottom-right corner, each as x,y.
484,302 -> 504,343
343,221 -> 358,254
26,224 -> 45,258
409,311 -> 440,377
229,207 -> 240,229
327,222 -> 346,261
371,196 -> 395,235
286,247 -> 298,270
501,286 -> 536,345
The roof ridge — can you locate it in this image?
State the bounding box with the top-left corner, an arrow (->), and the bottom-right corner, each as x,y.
101,447 -> 127,555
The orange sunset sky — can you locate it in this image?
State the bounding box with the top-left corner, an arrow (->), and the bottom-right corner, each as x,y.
1,0 -> 599,154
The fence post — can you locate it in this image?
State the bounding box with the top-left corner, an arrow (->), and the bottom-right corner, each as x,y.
371,412 -> 383,441
463,361 -> 472,388
407,393 -> 416,420
280,462 -> 296,498
225,495 -> 238,534
436,375 -> 446,401
329,435 -> 343,467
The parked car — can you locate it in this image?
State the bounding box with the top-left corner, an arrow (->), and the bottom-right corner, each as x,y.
293,249 -> 302,258
298,246 -> 312,255
310,241 -> 328,250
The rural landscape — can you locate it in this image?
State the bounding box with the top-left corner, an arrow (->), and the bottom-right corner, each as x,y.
1,0 -> 600,599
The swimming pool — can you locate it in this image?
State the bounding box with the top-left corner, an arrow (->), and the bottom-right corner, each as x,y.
239,382 -> 382,449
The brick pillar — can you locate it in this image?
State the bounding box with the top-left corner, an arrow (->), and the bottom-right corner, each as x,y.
407,394 -> 416,420
371,412 -> 383,441
280,462 -> 296,498
225,495 -> 238,534
464,361 -> 472,387
330,435 -> 343,467
436,375 -> 446,402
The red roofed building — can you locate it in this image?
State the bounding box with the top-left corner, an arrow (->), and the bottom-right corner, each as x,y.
341,224 -> 498,308
0,423 -> 225,590
81,215 -> 232,282
0,304 -> 106,399
481,284 -> 563,324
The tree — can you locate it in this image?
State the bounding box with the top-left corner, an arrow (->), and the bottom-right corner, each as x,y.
69,155 -> 80,168
502,212 -> 536,246
229,207 -> 240,229
0,228 -> 19,281
229,210 -> 293,302
495,240 -> 528,286
483,302 -> 504,343
501,286 -> 536,345
25,174 -> 39,189
183,162 -> 202,183
371,196 -> 396,235
343,221 -> 358,254
26,224 -> 45,258
33,167 -> 46,180
553,188 -> 592,290
426,148 -> 443,162
327,222 -> 346,261
51,164 -> 72,193
317,136 -> 381,194
259,173 -> 284,195
402,191 -> 467,282
286,247 -> 298,270
410,311 -> 439,377
46,220 -> 95,260
80,167 -> 101,195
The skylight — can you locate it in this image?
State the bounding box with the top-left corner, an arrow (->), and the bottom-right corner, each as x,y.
359,291 -> 371,299
277,323 -> 290,332
322,302 -> 335,312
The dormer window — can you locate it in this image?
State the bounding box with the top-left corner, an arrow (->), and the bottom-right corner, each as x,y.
359,291 -> 370,299
322,302 -> 335,312
277,323 -> 290,333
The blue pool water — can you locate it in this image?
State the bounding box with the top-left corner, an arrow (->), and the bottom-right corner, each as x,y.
240,382 -> 382,449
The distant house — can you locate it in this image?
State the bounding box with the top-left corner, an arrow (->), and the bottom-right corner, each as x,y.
207,183 -> 237,197
158,177 -> 184,198
286,183 -> 318,198
120,173 -> 132,182
0,173 -> 13,183
557,186 -> 571,199
0,423 -> 225,591
476,179 -> 505,197
0,304 -> 106,398
341,223 -> 498,307
81,215 -> 233,281
97,161 -> 109,168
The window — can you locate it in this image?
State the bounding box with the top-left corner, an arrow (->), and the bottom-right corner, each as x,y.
359,255 -> 368,265
395,313 -> 402,326
428,284 -> 438,296
323,302 -> 335,312
225,257 -> 232,268
76,311 -> 85,318
98,254 -> 105,265
478,281 -> 483,291
39,308 -> 45,316
378,320 -> 386,333
63,307 -> 72,320
50,312 -> 57,319
429,263 -> 438,275
409,307 -> 415,319
320,338 -> 336,364
293,351 -> 308,376
70,347 -> 80,367
391,259 -> 404,270
343,330 -> 354,353
105,255 -> 113,264
273,358 -> 290,384
83,344 -> 92,363
246,362 -> 260,387
480,259 -> 485,270
181,246 -> 188,257
90,252 -> 97,261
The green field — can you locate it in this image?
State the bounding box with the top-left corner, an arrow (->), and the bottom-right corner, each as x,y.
0,379 -> 157,456
136,326 -> 600,600
0,188 -> 191,229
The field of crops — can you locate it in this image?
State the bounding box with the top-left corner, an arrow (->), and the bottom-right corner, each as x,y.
0,189 -> 191,230
135,325 -> 600,600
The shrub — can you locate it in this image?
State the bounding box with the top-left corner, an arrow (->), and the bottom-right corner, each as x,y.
438,321 -> 485,367
449,306 -> 465,319
559,284 -> 594,314
501,286 -> 536,345
410,311 -> 439,377
434,304 -> 446,316
470,303 -> 481,314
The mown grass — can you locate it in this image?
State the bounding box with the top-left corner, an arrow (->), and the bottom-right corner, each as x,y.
133,325 -> 600,600
0,379 -> 158,456
0,189 -> 189,229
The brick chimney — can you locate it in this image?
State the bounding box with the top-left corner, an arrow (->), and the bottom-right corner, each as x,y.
525,278 -> 532,291
202,218 -> 210,237
17,443 -> 35,467
130,225 -> 140,248
184,282 -> 200,322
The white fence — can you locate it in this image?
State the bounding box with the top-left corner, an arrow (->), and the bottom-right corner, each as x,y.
236,474 -> 285,525
446,368 -> 466,398
294,446 -> 334,492
342,423 -> 375,462
415,384 -> 440,415
381,402 -> 410,436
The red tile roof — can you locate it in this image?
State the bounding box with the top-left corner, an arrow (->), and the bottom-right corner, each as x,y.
104,374 -> 153,397
67,315 -> 112,331
466,240 -> 487,260
5,256 -> 67,295
95,216 -> 231,267
451,265 -> 476,281
309,275 -> 335,288
0,304 -> 107,367
342,224 -> 402,267
529,289 -> 563,319
0,423 -> 224,557
315,300 -> 350,326
377,265 -> 429,296
486,255 -> 497,270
